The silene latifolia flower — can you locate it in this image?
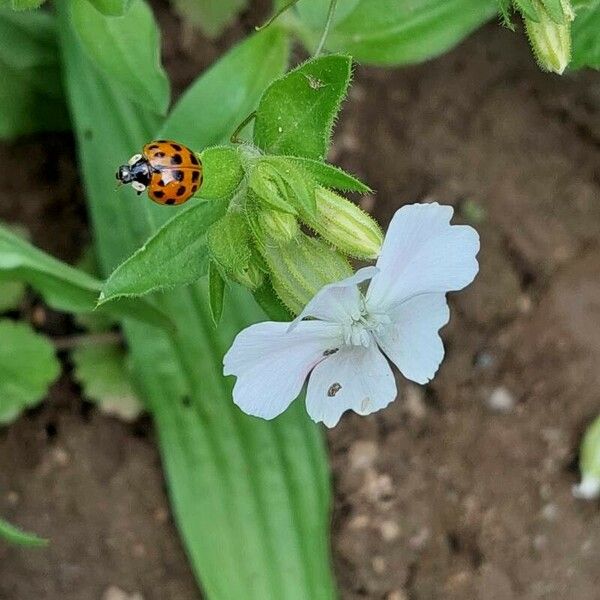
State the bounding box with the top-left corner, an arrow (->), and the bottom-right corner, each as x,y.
224,202 -> 480,427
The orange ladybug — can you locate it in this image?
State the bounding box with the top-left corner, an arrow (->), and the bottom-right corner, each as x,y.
116,140 -> 203,205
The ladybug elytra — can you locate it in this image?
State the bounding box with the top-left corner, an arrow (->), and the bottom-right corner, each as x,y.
116,140 -> 203,205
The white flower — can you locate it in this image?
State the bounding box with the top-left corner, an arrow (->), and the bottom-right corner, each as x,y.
224,202 -> 480,427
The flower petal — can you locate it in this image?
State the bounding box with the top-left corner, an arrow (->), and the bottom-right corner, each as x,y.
224,320 -> 342,420
305,343 -> 397,427
375,293 -> 449,385
289,266 -> 378,331
366,203 -> 479,312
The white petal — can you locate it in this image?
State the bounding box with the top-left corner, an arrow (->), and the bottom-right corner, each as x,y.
224,320 -> 342,420
375,293 -> 449,385
366,203 -> 479,312
289,266 -> 378,331
572,475 -> 600,500
305,344 -> 397,427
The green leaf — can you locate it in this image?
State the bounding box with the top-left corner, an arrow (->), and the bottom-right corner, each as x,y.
0,223 -> 174,331
100,200 -> 227,302
0,517 -> 47,547
254,54 -> 352,161
208,261 -> 226,325
542,0 -> 569,22
162,26 -> 290,147
58,8 -> 336,598
72,343 -> 143,421
253,280 -> 292,321
86,0 -> 132,16
0,319 -> 60,424
0,9 -> 68,139
0,279 -> 25,312
0,0 -> 46,10
515,0 -> 542,20
296,0 -> 361,28
571,0 -> 600,68
296,0 -> 497,66
70,0 -> 170,114
171,0 -> 248,38
197,146 -> 245,200
282,156 -> 371,193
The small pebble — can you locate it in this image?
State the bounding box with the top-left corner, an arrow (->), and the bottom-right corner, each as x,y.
349,440 -> 378,471
486,386 -> 515,413
379,519 -> 401,541
372,555 -> 387,574
541,503 -> 558,521
347,514 -> 370,530
404,384 -> 426,419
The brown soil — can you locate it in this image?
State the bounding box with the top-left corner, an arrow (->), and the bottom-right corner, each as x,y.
1,5 -> 600,600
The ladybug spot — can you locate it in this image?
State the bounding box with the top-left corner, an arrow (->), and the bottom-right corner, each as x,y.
191,171 -> 200,182
171,143 -> 182,151
165,198 -> 176,205
176,185 -> 186,196
171,154 -> 183,165
173,170 -> 184,181
155,151 -> 165,158
191,184 -> 198,193
148,144 -> 159,150
153,190 -> 165,199
156,139 -> 167,143
189,153 -> 199,165
158,179 -> 165,186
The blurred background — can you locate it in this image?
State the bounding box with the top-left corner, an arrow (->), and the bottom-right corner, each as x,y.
1,1 -> 599,599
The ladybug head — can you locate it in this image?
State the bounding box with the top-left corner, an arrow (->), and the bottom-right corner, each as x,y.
116,164 -> 133,184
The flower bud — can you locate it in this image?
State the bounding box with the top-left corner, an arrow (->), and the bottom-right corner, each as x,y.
300,187 -> 383,259
261,233 -> 353,314
573,414 -> 600,500
197,146 -> 244,200
207,212 -> 262,290
260,209 -> 299,243
523,0 -> 574,74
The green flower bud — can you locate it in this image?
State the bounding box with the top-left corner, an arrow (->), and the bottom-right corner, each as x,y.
523,0 -> 574,74
260,209 -> 299,244
573,414 -> 600,500
299,186 -> 383,259
207,212 -> 262,290
248,161 -> 297,214
261,233 -> 353,314
197,146 -> 245,200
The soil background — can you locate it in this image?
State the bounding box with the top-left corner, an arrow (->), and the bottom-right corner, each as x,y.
1,3 -> 600,599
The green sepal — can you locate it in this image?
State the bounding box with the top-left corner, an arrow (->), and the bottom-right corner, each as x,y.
197,146 -> 245,200
515,0 -> 543,20
248,161 -> 298,215
261,233 -> 353,314
208,260 -> 226,325
253,280 -> 293,322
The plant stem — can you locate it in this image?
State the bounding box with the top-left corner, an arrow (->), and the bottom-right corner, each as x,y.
230,111 -> 257,144
314,0 -> 338,57
53,330 -> 123,351
255,0 -> 301,31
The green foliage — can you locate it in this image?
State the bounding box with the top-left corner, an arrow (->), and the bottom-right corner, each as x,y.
171,0 -> 248,38
197,146 -> 245,200
100,200 -> 227,302
86,0 -> 132,16
163,27 -> 290,147
0,9 -> 68,139
0,0 -> 46,10
571,0 -> 600,68
283,156 -> 371,193
254,55 -> 352,161
580,413 -> 600,479
0,319 -> 60,425
58,7 -> 335,599
0,517 -> 47,547
294,0 -> 498,65
72,343 -> 143,421
0,223 -> 174,330
0,280 -> 25,312
71,0 -> 170,114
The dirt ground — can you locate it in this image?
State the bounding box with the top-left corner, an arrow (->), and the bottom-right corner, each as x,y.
1,4 -> 600,599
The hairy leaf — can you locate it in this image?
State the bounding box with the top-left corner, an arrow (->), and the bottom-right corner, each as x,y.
0,223 -> 174,330
0,319 -> 60,424
571,0 -> 600,68
71,0 -> 169,114
100,200 -> 227,302
254,54 -> 352,160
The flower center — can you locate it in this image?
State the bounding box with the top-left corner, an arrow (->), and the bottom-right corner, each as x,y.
341,303 -> 391,347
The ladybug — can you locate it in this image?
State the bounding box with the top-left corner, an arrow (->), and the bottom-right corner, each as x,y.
116,140 -> 203,205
